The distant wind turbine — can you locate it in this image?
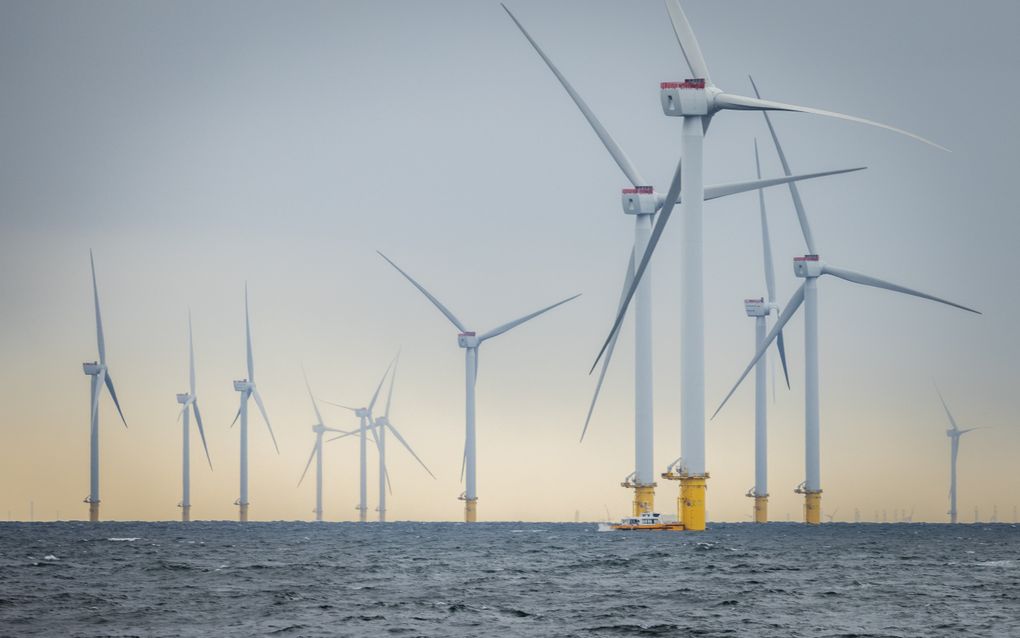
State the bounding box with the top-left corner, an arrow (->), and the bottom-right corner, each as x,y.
82,251 -> 128,523
366,353 -> 435,522
176,312 -> 212,522
230,285 -> 279,522
379,251 -> 578,522
937,385 -> 982,524
323,361 -> 393,522
297,370 -> 354,522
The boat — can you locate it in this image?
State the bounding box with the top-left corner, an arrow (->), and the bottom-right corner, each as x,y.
607,511 -> 685,531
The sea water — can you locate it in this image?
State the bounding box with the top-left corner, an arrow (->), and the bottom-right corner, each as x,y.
0,521 -> 1017,637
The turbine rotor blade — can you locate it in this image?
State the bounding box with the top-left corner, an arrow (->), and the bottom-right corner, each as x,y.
384,350 -> 400,419
749,75 -> 816,253
479,293 -> 581,342
104,372 -> 128,428
297,441 -> 318,487
592,155 -> 683,372
503,3 -> 647,187
664,0 -> 711,84
582,248 -> 634,442
302,366 -> 324,426
192,400 -> 212,470
368,360 -> 394,414
387,421 -> 436,479
460,439 -> 467,483
713,283 -> 806,419
714,92 -> 949,152
378,252 -> 467,332
229,405 -> 241,428
251,388 -> 279,453
821,264 -> 980,314
775,327 -> 791,390
244,284 -> 254,383
934,383 -> 960,431
703,167 -> 865,201
90,250 -> 106,365
321,400 -> 359,413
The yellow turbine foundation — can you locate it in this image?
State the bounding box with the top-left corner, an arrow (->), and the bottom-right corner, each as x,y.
88,502 -> 99,523
631,485 -> 655,517
239,503 -> 249,523
464,498 -> 477,523
753,496 -> 768,523
679,476 -> 707,531
803,491 -> 821,525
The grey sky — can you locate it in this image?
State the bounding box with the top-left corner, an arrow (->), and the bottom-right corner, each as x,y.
0,1 -> 1017,521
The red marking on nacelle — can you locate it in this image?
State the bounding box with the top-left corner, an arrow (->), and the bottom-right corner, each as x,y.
622,186 -> 654,195
795,255 -> 820,262
459,332 -> 476,337
661,79 -> 705,89
745,298 -> 764,303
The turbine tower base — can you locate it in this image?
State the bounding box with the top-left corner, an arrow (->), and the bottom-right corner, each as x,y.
800,490 -> 821,525
628,484 -> 656,517
358,507 -> 367,523
679,475 -> 708,531
462,497 -> 477,523
238,503 -> 249,523
751,495 -> 768,523
88,502 -> 99,523
181,505 -> 191,523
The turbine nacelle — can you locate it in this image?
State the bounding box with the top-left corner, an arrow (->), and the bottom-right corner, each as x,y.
233,379 -> 252,392
457,332 -> 479,348
621,186 -> 658,215
794,254 -> 824,278
354,407 -> 370,419
82,361 -> 103,376
660,79 -> 716,116
312,423 -> 327,434
743,298 -> 775,318
176,393 -> 191,405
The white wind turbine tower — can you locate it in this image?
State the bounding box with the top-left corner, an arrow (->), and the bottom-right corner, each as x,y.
367,353 -> 435,522
82,251 -> 128,523
712,95 -> 978,525
323,361 -> 393,523
590,0 -> 947,532
176,311 -> 212,522
936,385 -> 981,524
505,4 -> 860,520
379,251 -> 579,522
230,285 -> 279,522
297,370 -> 354,522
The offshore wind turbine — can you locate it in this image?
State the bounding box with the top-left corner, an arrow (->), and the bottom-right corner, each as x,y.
176,312 -> 212,522
297,370 -> 352,522
323,361 -> 393,522
712,101 -> 978,525
589,0 -> 947,531
230,285 -> 279,522
379,251 -> 578,522
367,353 -> 435,522
937,385 -> 981,524
741,140 -> 791,524
82,251 -> 128,523
505,4 -> 858,520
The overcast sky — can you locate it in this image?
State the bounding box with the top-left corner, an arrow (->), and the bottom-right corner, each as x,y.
1,0 -> 1018,523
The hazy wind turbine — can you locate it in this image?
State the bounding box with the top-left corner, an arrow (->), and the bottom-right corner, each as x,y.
712,96 -> 977,524
230,285 -> 279,522
505,4 -> 856,520
82,251 -> 128,523
297,370 -> 353,522
379,251 -> 579,522
589,0 -> 946,532
937,385 -> 981,524
367,353 -> 435,522
176,312 -> 212,522
741,139 -> 792,524
824,507 -> 838,523
323,361 -> 393,522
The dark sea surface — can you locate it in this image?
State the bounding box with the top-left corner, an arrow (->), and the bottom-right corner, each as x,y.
0,522 -> 1018,637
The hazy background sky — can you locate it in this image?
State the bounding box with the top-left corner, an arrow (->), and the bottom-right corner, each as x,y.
1,0 -> 1018,523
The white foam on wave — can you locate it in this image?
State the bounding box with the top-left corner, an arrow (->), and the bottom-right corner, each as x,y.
107,537 -> 139,542
43,555 -> 58,561
596,523 -> 614,532
976,559 -> 1014,568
